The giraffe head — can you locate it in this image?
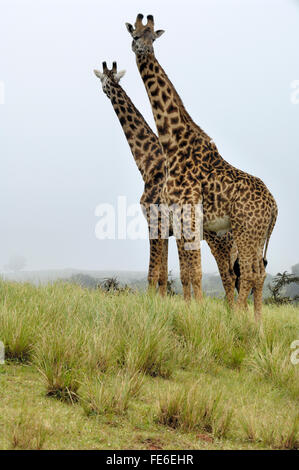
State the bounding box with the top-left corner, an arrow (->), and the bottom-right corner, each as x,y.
94,61 -> 126,98
126,14 -> 165,56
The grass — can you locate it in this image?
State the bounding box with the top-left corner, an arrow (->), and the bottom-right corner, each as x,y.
0,280 -> 299,449
9,406 -> 50,450
81,372 -> 144,416
155,382 -> 233,438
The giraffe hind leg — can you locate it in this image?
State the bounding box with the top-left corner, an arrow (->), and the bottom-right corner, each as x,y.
234,257 -> 267,294
235,252 -> 266,319
205,231 -> 237,308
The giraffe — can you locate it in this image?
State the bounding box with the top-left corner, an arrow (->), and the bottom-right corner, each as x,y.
94,62 -> 239,304
125,14 -> 277,320
94,62 -> 168,296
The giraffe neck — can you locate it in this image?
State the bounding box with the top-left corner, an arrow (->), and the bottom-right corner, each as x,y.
107,81 -> 160,181
136,53 -> 230,175
137,55 -> 209,140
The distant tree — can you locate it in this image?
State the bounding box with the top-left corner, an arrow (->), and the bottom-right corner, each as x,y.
100,277 -> 120,292
267,271 -> 299,304
4,255 -> 26,273
99,277 -> 133,294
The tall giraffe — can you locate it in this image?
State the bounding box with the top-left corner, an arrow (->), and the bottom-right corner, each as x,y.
126,14 -> 277,320
94,62 -> 239,303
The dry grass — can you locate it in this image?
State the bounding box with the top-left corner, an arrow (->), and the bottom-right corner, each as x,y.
9,407 -> 50,450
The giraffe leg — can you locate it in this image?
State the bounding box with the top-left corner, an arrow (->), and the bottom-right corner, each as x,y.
147,238 -> 164,294
231,199 -> 270,320
187,248 -> 203,301
235,279 -> 253,311
252,279 -> 264,322
204,231 -> 237,308
221,274 -> 236,308
176,238 -> 191,301
233,235 -> 265,320
179,203 -> 203,301
233,243 -> 255,312
158,239 -> 168,296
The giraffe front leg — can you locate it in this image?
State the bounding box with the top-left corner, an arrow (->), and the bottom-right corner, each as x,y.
176,238 -> 191,301
186,247 -> 203,302
178,238 -> 202,302
180,205 -> 203,302
158,239 -> 168,297
147,238 -> 164,294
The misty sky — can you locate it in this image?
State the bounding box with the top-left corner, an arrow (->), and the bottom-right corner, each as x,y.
0,0 -> 298,274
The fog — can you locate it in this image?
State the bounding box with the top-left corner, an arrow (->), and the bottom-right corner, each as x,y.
0,0 -> 298,274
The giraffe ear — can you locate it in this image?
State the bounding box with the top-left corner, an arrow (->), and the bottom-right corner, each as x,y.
154,29 -> 165,39
114,70 -> 126,82
94,69 -> 104,81
126,23 -> 134,36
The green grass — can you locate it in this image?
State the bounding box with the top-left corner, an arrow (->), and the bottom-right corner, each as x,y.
0,280 -> 299,449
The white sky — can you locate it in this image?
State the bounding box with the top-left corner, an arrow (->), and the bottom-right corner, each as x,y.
0,0 -> 298,274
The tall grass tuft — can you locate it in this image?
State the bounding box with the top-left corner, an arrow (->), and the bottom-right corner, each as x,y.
279,416 -> 299,449
96,296 -> 177,378
0,305 -> 36,362
245,342 -> 299,398
124,310 -> 176,378
9,408 -> 50,450
156,382 -> 232,437
34,325 -> 86,402
239,411 -> 299,449
80,372 -> 144,416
